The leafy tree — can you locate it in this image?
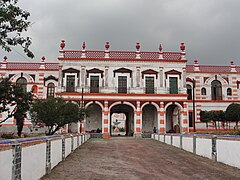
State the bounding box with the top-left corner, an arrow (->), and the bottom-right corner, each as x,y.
200,111 -> 212,129
212,111 -> 225,130
30,97 -> 82,135
225,103 -> 240,130
0,78 -> 33,136
0,0 -> 34,58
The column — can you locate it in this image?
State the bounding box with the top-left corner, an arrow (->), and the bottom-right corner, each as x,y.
134,101 -> 142,137
38,72 -> 44,98
231,75 -> 238,100
159,67 -> 163,88
105,66 -> 109,87
81,66 -> 85,86
102,101 -> 110,138
159,102 -> 165,133
182,102 -> 189,133
182,67 -> 186,88
58,65 -> 63,87
136,66 -> 140,87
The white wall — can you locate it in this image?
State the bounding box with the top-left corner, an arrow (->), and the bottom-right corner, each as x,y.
73,136 -> 78,150
217,139 -> 240,169
65,137 -> 72,157
182,136 -> 193,152
51,139 -> 62,168
159,134 -> 164,142
172,136 -> 180,148
196,138 -> 212,159
152,134 -> 240,170
165,135 -> 171,145
22,143 -> 46,180
0,149 -> 12,180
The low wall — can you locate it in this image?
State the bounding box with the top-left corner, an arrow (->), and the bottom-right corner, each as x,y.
152,133 -> 240,169
0,133 -> 90,180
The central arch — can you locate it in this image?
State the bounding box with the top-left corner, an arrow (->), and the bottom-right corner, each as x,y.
166,104 -> 182,133
110,104 -> 134,136
142,104 -> 158,133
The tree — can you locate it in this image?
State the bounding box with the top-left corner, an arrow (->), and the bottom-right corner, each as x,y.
0,0 -> 34,58
200,111 -> 212,129
0,78 -> 33,136
30,98 -> 82,135
211,111 -> 225,130
225,103 -> 240,130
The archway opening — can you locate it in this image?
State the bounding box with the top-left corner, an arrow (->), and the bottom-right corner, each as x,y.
85,103 -> 102,133
166,104 -> 181,133
142,104 -> 157,133
110,104 -> 134,136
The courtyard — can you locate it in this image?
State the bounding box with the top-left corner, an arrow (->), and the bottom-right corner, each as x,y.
42,137 -> 240,180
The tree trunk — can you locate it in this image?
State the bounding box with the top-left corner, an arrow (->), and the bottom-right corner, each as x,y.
17,118 -> 24,137
51,126 -> 60,135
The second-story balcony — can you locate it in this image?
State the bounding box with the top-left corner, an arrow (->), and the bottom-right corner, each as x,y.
60,86 -> 187,95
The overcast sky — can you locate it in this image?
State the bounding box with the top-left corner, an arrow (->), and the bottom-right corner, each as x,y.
2,0 -> 240,65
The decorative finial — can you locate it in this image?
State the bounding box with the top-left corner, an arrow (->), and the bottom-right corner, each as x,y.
159,44 -> 163,52
105,41 -> 110,50
230,61 -> 234,65
180,42 -> 185,52
3,56 -> 7,62
82,42 -> 86,50
136,42 -> 140,51
60,40 -> 65,50
194,59 -> 198,64
41,56 -> 45,62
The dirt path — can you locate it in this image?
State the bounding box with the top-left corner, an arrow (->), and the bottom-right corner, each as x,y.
42,137 -> 240,180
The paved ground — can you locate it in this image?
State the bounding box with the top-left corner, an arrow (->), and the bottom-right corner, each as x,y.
42,137 -> 240,180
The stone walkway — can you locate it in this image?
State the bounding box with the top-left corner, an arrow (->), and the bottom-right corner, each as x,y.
42,137 -> 240,180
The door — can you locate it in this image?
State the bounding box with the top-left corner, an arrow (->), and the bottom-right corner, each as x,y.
90,76 -> 99,93
118,76 -> 127,93
145,76 -> 154,94
169,77 -> 178,94
66,75 -> 75,92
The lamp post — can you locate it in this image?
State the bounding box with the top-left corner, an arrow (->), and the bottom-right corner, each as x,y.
192,78 -> 196,132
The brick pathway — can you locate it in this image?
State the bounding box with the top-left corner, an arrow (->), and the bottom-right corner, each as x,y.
41,137 -> 240,180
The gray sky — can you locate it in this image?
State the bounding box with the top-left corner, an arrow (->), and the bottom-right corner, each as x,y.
2,0 -> 240,65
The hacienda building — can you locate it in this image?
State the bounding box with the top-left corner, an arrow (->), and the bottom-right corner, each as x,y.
0,41 -> 240,137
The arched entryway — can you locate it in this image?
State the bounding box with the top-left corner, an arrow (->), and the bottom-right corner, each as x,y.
110,104 -> 134,136
85,103 -> 102,133
166,104 -> 182,133
142,104 -> 158,133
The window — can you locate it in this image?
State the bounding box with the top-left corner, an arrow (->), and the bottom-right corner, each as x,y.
118,76 -> 127,93
47,83 -> 55,98
66,75 -> 75,92
201,87 -> 206,95
186,84 -> 192,100
16,77 -> 27,92
145,77 -> 154,94
227,88 -> 232,96
90,76 -> 99,93
169,77 -> 178,94
211,80 -> 222,100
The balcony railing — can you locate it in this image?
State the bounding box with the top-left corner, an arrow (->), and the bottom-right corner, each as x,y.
60,86 -> 188,95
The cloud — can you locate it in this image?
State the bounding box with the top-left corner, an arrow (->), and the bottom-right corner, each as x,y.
2,0 -> 240,65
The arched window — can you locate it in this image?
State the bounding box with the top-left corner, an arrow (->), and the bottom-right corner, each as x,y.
16,77 -> 27,92
47,83 -> 55,98
211,80 -> 222,100
201,87 -> 206,95
227,88 -> 232,96
186,84 -> 192,100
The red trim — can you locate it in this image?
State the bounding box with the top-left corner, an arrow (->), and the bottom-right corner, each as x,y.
58,57 -> 187,63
